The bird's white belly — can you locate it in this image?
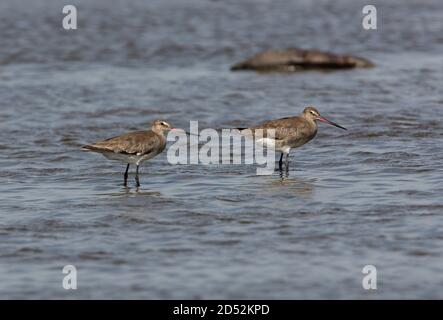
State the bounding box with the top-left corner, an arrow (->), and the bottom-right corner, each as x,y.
256,138 -> 291,154
277,145 -> 291,154
102,151 -> 156,165
256,137 -> 276,148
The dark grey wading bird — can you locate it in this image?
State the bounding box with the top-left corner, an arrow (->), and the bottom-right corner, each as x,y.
82,120 -> 173,187
238,106 -> 347,171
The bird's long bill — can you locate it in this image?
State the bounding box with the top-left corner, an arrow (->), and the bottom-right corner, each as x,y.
317,116 -> 347,130
171,128 -> 200,137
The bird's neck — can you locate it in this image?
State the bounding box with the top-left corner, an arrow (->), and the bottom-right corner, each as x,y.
152,127 -> 165,136
303,117 -> 317,128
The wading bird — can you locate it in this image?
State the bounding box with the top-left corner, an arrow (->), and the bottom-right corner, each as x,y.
82,120 -> 173,187
238,106 -> 347,171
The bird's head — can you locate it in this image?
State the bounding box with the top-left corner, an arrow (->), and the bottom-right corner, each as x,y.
152,120 -> 173,132
303,106 -> 347,130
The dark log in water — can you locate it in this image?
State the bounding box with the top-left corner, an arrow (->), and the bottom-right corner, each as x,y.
231,48 -> 374,72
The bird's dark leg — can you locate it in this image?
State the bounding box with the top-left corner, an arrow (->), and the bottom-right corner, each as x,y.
123,164 -> 130,186
285,153 -> 290,170
278,153 -> 284,171
135,165 -> 140,187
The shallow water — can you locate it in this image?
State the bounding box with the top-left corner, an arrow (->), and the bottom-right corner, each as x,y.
0,0 -> 443,299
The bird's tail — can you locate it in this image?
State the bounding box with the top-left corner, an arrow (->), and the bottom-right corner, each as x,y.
81,144 -> 99,152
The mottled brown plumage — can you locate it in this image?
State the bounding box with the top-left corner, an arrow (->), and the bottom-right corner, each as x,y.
82,120 -> 172,187
84,130 -> 165,156
239,106 -> 347,170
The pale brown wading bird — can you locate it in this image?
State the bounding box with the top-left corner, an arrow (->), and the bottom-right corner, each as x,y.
238,106 -> 347,171
82,120 -> 173,187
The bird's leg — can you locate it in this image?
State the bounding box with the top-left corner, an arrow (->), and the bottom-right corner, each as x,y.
123,164 -> 130,186
135,165 -> 140,187
278,153 -> 284,171
284,153 -> 290,176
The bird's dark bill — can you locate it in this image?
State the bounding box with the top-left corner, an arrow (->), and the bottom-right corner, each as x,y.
317,116 -> 347,130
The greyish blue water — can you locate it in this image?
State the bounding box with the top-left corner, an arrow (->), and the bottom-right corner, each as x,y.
0,0 -> 442,299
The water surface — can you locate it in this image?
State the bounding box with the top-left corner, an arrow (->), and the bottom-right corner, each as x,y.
0,0 -> 442,299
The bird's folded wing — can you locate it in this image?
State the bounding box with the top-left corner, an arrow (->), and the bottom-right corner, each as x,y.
250,118 -> 299,140
85,130 -> 158,155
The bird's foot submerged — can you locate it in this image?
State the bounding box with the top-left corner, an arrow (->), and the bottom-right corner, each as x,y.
279,167 -> 289,180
